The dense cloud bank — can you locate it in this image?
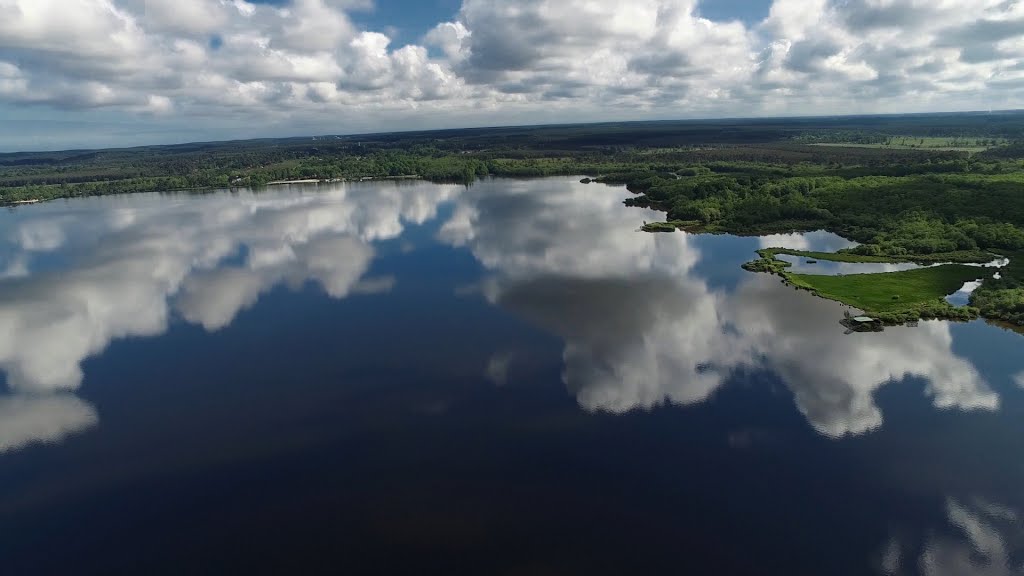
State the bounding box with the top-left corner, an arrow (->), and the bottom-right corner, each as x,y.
0,0 -> 1022,146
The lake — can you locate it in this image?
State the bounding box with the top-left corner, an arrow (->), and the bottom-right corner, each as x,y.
2,177 -> 1023,575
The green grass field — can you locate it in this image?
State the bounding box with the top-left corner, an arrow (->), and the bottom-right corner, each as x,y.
787,264 -> 984,315
810,137 -> 1007,153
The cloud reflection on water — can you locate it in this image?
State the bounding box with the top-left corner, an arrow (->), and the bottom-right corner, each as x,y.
0,182 -> 460,452
881,498 -> 1024,576
0,395 -> 98,453
0,177 -> 1011,453
441,178 -> 999,438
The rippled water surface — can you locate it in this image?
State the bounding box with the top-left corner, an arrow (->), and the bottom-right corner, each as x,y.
2,177 -> 1024,575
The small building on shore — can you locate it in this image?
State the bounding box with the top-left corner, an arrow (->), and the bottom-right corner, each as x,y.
841,314 -> 884,333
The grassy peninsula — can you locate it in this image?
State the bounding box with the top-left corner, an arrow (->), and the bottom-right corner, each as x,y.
784,266 -> 984,322
740,248 -> 994,322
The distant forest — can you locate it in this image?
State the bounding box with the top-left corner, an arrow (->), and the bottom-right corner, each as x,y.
2,111 -> 1024,202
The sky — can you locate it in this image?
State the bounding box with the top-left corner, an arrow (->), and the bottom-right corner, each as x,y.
0,0 -> 1021,151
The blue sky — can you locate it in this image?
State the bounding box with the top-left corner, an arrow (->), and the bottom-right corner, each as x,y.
350,0 -> 774,44
0,0 -> 1020,151
249,0 -> 463,46
249,0 -> 773,46
698,0 -> 772,24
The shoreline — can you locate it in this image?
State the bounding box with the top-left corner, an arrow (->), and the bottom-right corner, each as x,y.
265,175 -> 422,186
0,174 -> 577,208
0,199 -> 40,207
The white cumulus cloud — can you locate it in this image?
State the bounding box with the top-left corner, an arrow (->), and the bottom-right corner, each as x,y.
0,0 -> 1021,148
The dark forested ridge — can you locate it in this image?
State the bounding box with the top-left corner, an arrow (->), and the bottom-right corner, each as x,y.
4,111 -> 1024,325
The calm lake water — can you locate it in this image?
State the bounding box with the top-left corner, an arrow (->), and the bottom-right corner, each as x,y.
775,253 -> 926,275
2,177 -> 1024,575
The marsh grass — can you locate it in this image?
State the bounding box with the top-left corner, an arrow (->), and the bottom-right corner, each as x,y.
787,265 -> 985,321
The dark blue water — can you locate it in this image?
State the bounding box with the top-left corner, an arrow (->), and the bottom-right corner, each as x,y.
2,177 -> 1024,575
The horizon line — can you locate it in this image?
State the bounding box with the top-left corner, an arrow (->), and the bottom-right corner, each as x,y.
3,107 -> 1021,156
